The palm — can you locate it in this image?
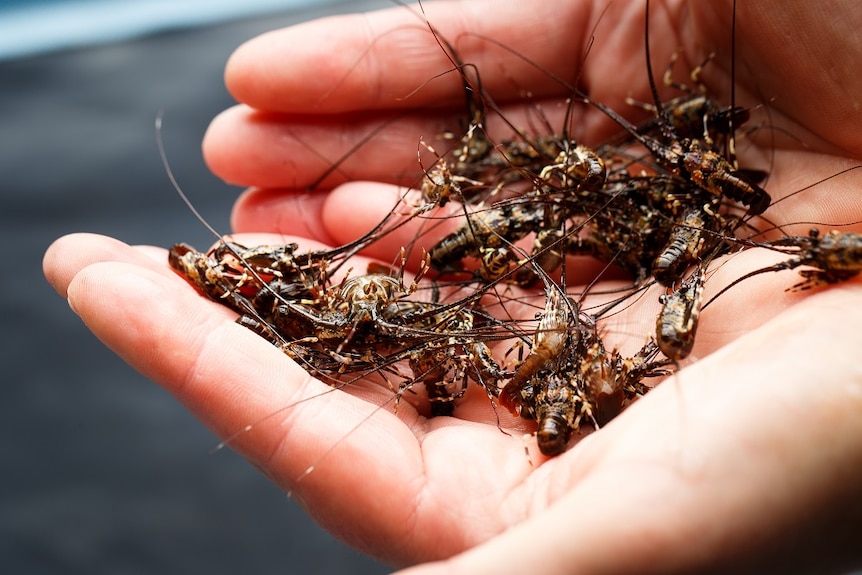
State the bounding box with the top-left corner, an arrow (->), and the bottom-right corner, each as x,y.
45,0 -> 862,572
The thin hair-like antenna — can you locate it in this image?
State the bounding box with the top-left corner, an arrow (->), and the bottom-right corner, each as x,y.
156,110 -> 222,241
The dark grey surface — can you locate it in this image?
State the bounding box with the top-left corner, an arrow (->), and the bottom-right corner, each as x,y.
1,1 -> 394,573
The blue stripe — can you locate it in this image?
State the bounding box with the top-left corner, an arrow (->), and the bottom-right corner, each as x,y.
0,0 -> 340,60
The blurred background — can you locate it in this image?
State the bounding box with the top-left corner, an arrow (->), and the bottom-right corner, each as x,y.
1,0 -> 393,572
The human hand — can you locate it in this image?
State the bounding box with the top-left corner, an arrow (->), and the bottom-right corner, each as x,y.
45,0 -> 862,573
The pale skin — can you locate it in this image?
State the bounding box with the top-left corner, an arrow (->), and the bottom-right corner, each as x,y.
43,0 -> 862,573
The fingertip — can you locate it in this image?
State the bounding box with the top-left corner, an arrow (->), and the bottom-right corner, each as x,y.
203,105 -> 319,189
65,259 -> 156,324
224,0 -> 588,115
223,32 -> 267,105
203,103 -> 425,189
321,181 -> 462,268
201,105 -> 271,187
43,233 -> 133,298
230,186 -> 337,245
321,181 -> 400,243
200,105 -> 232,179
224,14 -> 381,112
43,233 -> 78,298
225,9 -> 443,114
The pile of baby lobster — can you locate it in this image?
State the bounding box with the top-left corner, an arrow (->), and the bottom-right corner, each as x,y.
168,57 -> 862,457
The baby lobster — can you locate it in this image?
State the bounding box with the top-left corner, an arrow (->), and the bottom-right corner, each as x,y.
705,229 -> 862,307
766,228 -> 862,289
656,265 -> 706,361
428,201 -> 549,283
399,302 -> 506,416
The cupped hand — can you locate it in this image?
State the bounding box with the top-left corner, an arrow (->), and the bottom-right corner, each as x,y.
46,0 -> 862,573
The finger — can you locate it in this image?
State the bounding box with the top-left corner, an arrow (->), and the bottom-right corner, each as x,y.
44,233 -> 179,297
202,96 -> 584,190
224,0 -> 592,114
230,186 -> 339,245
203,104 -> 444,189
398,280 -> 862,575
